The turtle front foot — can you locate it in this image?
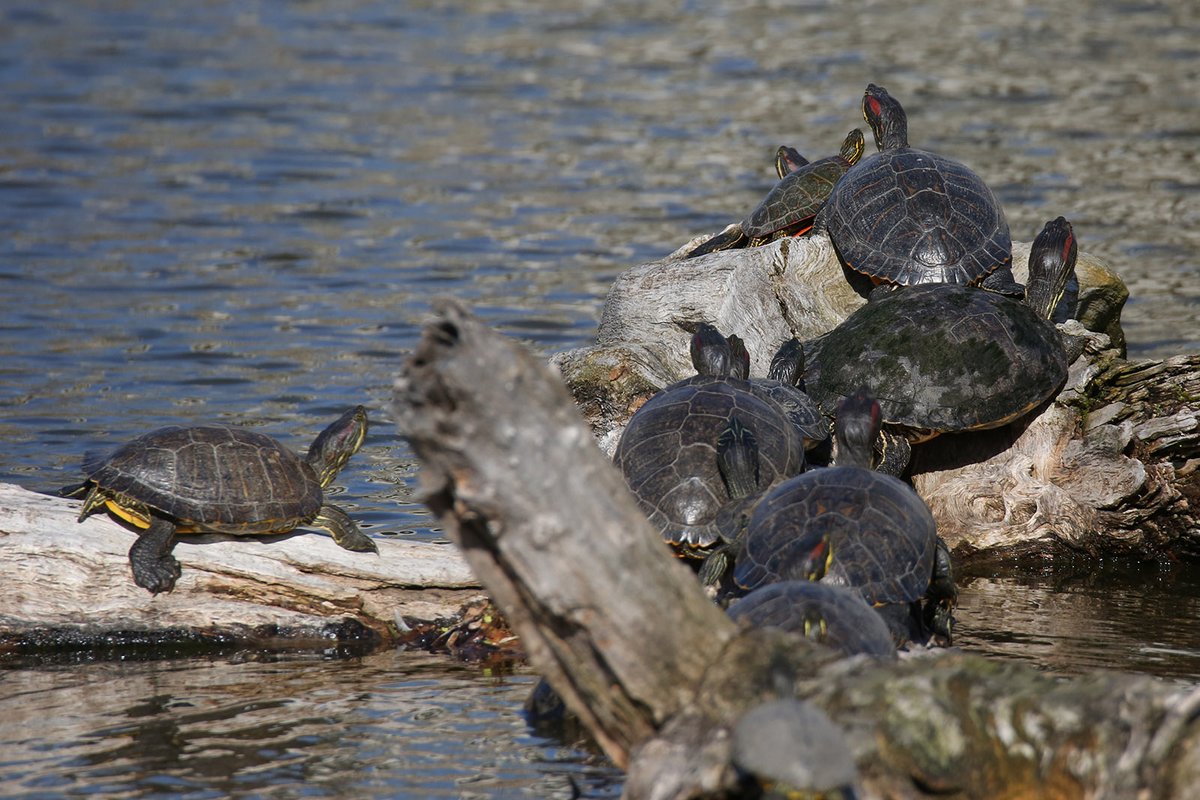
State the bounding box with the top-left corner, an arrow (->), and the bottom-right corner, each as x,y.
132,556 -> 181,595
128,518 -> 181,594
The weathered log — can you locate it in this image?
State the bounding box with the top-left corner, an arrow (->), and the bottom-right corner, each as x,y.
551,235 -> 1200,561
393,300 -> 1200,799
0,482 -> 479,650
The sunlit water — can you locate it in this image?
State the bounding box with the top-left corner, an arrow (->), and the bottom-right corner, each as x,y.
0,0 -> 1198,795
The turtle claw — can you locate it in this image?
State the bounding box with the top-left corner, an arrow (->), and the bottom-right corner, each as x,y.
132,556 -> 181,595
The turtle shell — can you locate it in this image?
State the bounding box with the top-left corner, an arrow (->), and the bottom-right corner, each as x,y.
83,424 -> 322,535
803,284 -> 1068,437
744,157 -> 855,242
615,375 -> 806,552
819,148 -> 1011,287
728,580 -> 896,659
732,466 -> 937,609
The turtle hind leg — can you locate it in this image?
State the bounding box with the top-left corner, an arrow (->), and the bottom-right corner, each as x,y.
315,503 -> 378,554
128,517 -> 181,594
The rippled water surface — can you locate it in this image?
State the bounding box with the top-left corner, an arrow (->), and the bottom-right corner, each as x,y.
1,0 -> 1198,795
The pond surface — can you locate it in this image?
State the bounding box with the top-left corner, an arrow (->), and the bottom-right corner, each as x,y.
0,0 -> 1198,795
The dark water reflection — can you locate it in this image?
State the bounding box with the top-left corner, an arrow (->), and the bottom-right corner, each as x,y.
0,0 -> 1198,795
0,651 -> 620,798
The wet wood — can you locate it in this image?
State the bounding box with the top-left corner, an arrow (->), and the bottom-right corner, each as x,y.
394,300 -> 1200,799
0,482 -> 480,648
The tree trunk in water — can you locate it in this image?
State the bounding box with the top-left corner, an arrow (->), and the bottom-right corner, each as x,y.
393,299 -> 1200,799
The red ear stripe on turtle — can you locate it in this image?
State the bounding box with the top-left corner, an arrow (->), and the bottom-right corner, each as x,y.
866,96 -> 882,118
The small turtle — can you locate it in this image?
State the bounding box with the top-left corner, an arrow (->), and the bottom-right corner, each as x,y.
614,326 -> 807,556
804,217 -> 1078,474
66,406 -> 377,594
688,129 -> 865,258
732,698 -> 860,800
814,84 -> 1022,297
713,389 -> 953,646
728,580 -> 897,659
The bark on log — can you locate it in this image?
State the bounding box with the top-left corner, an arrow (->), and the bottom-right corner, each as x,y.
393,300 -> 1200,800
0,482 -> 479,650
551,235 -> 1200,561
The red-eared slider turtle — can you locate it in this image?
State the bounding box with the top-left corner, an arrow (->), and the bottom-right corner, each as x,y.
728,580 -> 896,659
814,84 -> 1022,297
66,406 -> 377,594
688,129 -> 865,258
614,326 -> 807,556
803,217 -> 1077,473
713,389 -> 954,645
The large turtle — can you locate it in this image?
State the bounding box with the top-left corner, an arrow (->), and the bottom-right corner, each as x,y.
711,389 -> 956,645
728,580 -> 897,659
66,406 -> 378,594
688,129 -> 865,258
814,83 -> 1022,297
804,216 -> 1078,472
614,326 -> 808,556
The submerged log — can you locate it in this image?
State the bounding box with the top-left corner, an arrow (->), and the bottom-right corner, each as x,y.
0,482 -> 479,651
394,300 -> 1200,799
552,234 -> 1200,561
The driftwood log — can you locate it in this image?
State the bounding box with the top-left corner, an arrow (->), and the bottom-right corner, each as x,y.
553,233 -> 1200,562
394,299 -> 1200,799
0,482 -> 479,652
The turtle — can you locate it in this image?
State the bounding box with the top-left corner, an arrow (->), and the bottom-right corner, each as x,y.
803,216 -> 1078,475
814,83 -> 1023,297
731,698 -> 860,800
709,388 -> 955,646
727,580 -> 897,659
614,326 -> 807,556
688,129 -> 866,259
66,406 -> 378,594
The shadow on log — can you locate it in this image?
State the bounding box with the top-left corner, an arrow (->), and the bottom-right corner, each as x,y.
393,299 -> 1200,799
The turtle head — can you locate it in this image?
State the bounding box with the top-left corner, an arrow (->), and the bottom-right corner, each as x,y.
775,145 -> 809,178
690,323 -> 733,377
726,335 -> 751,380
800,533 -> 834,582
863,83 -> 908,152
307,405 -> 369,488
716,415 -> 760,501
834,387 -> 882,470
1025,216 -> 1077,321
767,338 -> 806,391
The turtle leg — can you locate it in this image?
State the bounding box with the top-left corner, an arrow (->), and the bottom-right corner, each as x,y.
315,503 -> 378,553
72,484 -> 108,522
980,265 -> 1026,298
686,225 -> 749,259
128,517 -> 181,595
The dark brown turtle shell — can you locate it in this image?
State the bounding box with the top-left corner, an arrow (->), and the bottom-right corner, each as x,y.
742,129 -> 864,242
81,425 -> 322,534
802,285 -> 1068,439
727,580 -> 897,659
816,84 -> 1012,289
732,466 -> 937,611
614,375 -> 806,552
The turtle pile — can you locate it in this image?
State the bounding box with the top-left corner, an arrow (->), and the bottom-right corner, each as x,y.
611,83 -> 1083,658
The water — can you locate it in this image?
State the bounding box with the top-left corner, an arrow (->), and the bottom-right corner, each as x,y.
0,0 -> 1197,795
